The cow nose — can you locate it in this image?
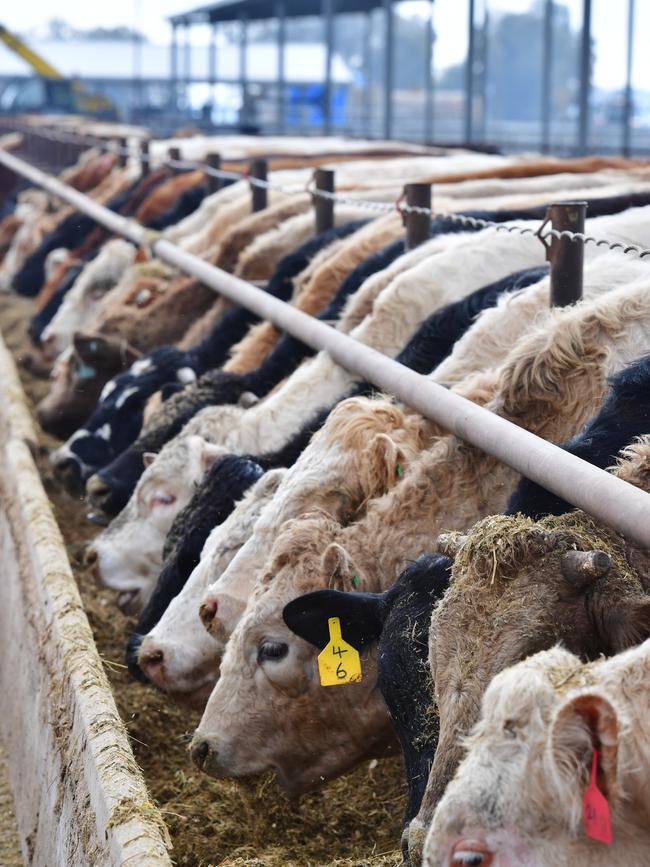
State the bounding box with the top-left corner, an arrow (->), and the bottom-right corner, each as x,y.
449,840 -> 494,866
199,597 -> 218,630
86,474 -> 113,510
407,817 -> 428,867
190,736 -> 216,771
52,456 -> 83,490
84,544 -> 98,567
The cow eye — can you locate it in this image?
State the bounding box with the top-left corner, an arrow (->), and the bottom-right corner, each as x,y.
258,641 -> 289,663
149,492 -> 176,509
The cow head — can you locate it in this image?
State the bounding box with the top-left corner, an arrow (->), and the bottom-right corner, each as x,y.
190,512 -> 396,796
423,641 -> 650,866
408,513 -> 650,864
132,468 -> 286,703
87,435 -> 227,614
37,332 -> 140,440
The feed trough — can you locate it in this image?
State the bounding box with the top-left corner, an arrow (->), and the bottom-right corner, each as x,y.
0,333 -> 172,867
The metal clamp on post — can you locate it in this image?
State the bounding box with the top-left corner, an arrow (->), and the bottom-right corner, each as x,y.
403,183 -> 432,251
312,168 -> 335,234
249,158 -> 268,212
538,201 -> 587,307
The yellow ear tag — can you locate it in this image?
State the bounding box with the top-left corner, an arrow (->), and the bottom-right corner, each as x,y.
318,617 -> 362,687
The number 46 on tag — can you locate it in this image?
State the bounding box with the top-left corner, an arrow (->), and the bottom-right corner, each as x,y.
318,617 -> 362,686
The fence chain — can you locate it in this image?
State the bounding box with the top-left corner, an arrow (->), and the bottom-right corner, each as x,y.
10,124 -> 650,262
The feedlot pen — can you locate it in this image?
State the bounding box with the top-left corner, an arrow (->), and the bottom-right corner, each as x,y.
0,291 -> 404,866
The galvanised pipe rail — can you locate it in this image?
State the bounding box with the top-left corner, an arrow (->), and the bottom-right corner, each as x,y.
3,145 -> 650,549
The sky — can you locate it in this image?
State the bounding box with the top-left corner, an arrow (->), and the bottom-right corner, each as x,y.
2,0 -> 648,91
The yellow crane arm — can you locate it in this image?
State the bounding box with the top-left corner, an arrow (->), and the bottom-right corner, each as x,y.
0,24 -> 64,79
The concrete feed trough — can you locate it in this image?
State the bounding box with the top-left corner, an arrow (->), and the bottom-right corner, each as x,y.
0,333 -> 172,866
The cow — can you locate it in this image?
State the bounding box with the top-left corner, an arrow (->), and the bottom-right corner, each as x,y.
132,468 -> 287,705
37,332 -> 141,440
283,553 -> 452,847
39,238 -> 137,361
423,637 -> 650,866
421,435 -> 650,867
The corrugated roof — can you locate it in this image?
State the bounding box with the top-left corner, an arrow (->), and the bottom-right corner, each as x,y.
170,0 -> 396,25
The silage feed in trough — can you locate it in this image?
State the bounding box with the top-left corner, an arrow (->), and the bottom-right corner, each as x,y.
0,293 -> 405,866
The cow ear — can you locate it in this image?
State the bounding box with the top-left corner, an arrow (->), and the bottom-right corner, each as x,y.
185,435 -> 224,474
142,452 -> 158,468
283,588 -> 385,652
436,532 -> 468,559
549,692 -> 619,801
363,432 -> 408,492
602,597 -> 650,653
200,441 -> 225,472
320,542 -> 354,590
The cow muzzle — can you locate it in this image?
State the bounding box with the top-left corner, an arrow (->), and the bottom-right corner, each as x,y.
189,734 -> 221,774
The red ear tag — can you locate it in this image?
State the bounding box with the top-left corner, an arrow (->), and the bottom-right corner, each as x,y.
582,749 -> 613,845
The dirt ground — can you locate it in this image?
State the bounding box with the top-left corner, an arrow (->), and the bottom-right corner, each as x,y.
0,738 -> 23,867
0,293 -> 405,867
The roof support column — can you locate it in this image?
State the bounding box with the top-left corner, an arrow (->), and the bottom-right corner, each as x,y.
239,14 -> 249,129
322,0 -> 334,135
170,22 -> 178,110
577,0 -> 592,155
362,11 -> 372,137
464,0 -> 476,144
424,0 -> 434,142
623,0 -> 635,157
184,22 -> 191,88
209,21 -> 218,110
541,0 -> 554,153
276,0 -> 286,133
383,0 -> 394,140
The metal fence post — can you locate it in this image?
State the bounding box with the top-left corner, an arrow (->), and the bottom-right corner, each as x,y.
206,153 -> 222,194
542,201 -> 587,307
403,183 -> 431,251
249,158 -> 268,212
313,168 -> 335,234
139,138 -> 150,176
168,146 -> 182,173
118,136 -> 129,169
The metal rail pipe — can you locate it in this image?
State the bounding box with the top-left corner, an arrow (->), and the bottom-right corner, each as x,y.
3,146 -> 650,549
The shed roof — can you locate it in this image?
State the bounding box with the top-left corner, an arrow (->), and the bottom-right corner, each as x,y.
170,0 -> 397,25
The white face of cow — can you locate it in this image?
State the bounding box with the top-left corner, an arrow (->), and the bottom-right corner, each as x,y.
92,435 -> 228,613
190,559 -> 394,796
423,646 -> 632,867
138,468 -> 289,700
